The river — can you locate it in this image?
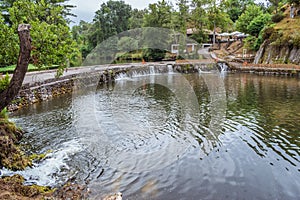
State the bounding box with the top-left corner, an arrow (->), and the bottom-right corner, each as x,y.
5,72 -> 300,199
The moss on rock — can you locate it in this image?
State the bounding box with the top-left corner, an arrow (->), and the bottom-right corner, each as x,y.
0,118 -> 32,170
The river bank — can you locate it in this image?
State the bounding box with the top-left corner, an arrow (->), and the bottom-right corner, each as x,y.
6,61 -> 300,112
228,62 -> 300,77
0,114 -> 89,199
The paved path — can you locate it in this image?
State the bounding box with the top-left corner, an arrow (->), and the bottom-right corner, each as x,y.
21,62 -> 175,85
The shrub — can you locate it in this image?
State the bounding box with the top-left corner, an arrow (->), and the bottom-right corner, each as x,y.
0,73 -> 10,92
272,13 -> 285,23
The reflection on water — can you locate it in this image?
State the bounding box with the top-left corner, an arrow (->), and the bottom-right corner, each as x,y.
6,73 -> 300,199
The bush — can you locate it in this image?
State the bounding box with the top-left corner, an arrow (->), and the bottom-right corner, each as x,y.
0,73 -> 10,92
272,13 -> 285,23
247,13 -> 271,37
142,48 -> 166,61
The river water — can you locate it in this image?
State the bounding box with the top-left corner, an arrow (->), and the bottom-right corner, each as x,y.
5,72 -> 300,199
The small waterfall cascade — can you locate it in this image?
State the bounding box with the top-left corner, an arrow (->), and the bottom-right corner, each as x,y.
114,64 -> 180,80
218,62 -> 228,72
149,65 -> 156,75
167,64 -> 174,74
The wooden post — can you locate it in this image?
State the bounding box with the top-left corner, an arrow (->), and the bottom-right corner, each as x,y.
0,24 -> 32,111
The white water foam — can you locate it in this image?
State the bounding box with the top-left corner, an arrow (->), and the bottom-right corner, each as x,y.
0,140 -> 82,187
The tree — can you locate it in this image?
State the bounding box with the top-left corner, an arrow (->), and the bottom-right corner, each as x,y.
268,0 -> 281,13
206,0 -> 233,32
0,0 -> 17,24
190,0 -> 209,30
93,0 -> 132,42
221,0 -> 254,22
117,36 -> 138,52
0,14 -> 19,67
142,0 -> 173,61
236,4 -> 263,34
173,0 -> 190,34
129,8 -> 146,29
0,24 -> 31,112
247,13 -> 271,36
8,0 -> 79,68
71,20 -> 93,59
0,0 -> 75,24
143,0 -> 173,28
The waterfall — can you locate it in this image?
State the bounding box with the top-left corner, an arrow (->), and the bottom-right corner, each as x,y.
218,63 -> 228,72
115,72 -> 129,80
149,65 -> 156,75
167,64 -> 174,74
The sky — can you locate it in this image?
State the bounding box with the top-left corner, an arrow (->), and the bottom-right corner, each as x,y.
69,0 -> 176,25
68,0 -> 266,25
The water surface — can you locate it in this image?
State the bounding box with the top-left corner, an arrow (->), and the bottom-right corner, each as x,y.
7,72 -> 300,199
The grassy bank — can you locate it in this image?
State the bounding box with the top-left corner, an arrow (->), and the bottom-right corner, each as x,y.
0,64 -> 59,74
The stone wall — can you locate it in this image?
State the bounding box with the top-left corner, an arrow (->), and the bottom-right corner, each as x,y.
7,70 -> 119,111
8,63 -> 219,111
254,42 -> 300,65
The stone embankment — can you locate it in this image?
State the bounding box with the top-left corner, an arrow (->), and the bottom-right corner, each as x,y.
228,62 -> 300,77
8,61 -> 218,111
9,60 -> 299,112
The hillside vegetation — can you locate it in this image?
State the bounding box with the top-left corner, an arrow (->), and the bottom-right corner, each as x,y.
255,4 -> 300,64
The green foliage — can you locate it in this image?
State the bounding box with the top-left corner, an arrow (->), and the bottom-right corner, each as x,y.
6,0 -> 80,70
247,13 -> 271,36
221,0 -> 254,22
0,15 -> 19,67
0,73 -> 10,92
191,0 -> 208,30
118,37 -> 139,52
0,64 -> 58,74
244,35 -> 256,50
236,4 -> 263,34
79,0 -> 132,59
0,0 -> 17,24
142,48 -> 166,61
0,107 -> 8,119
94,0 -> 132,42
141,1 -> 173,61
206,0 -> 233,31
172,0 -> 189,33
129,8 -> 145,29
190,30 -> 208,43
71,20 -> 94,59
143,0 -> 173,28
244,30 -> 264,51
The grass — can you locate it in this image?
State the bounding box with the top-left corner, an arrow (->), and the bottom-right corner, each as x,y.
275,6 -> 300,31
274,17 -> 300,35
0,64 -> 59,74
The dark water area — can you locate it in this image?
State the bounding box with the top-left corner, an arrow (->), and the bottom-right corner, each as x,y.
5,72 -> 300,199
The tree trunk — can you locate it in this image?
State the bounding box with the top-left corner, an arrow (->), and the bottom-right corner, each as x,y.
0,24 -> 31,112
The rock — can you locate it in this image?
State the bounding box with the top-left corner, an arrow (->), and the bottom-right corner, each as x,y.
103,192 -> 122,200
255,43 -> 300,65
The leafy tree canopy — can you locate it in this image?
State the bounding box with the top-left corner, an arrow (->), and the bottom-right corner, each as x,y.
0,0 -> 79,68
236,4 -> 264,34
143,0 -> 173,28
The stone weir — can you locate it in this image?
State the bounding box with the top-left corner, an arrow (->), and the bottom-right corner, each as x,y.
8,61 -> 218,111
